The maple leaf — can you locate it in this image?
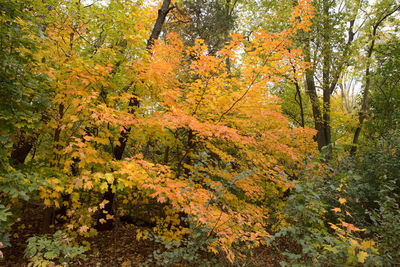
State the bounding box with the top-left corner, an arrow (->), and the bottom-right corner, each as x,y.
99,199 -> 109,209
328,222 -> 339,230
79,225 -> 89,233
357,251 -> 369,264
342,221 -> 359,232
157,196 -> 166,203
331,207 -> 341,213
44,199 -> 51,206
84,181 -> 93,190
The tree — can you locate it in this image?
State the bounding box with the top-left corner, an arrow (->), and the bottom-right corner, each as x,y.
240,0 -> 362,156
366,37 -> 400,136
0,0 -> 50,247
0,0 -> 49,166
351,2 -> 400,154
301,0 -> 361,154
1,0 -> 318,263
167,0 -> 238,55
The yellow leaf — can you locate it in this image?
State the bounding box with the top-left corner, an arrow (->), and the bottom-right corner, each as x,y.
99,199 -> 109,209
361,240 -> 375,249
50,178 -> 60,184
100,182 -> 108,192
332,207 -> 341,213
357,251 -> 368,263
136,231 -> 142,240
84,181 -> 93,190
339,198 -> 346,204
54,185 -> 63,192
349,238 -> 358,246
105,173 -> 114,184
208,246 -> 218,254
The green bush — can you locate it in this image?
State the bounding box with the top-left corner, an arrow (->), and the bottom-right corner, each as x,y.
266,162 -> 380,266
144,217 -> 221,267
24,230 -> 86,266
343,131 -> 400,264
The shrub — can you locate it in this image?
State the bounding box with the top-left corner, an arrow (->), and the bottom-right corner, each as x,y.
24,230 -> 86,266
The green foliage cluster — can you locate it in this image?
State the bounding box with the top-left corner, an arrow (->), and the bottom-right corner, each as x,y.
267,161 -> 380,266
0,204 -> 12,248
367,36 -> 400,136
170,0 -> 237,54
341,130 -> 400,264
0,0 -> 48,133
24,230 -> 86,266
146,219 -> 220,267
273,130 -> 400,266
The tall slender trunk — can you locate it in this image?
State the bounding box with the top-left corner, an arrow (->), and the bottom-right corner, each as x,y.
294,81 -> 305,128
304,36 -> 326,150
304,1 -> 357,154
147,0 -> 172,49
322,0 -> 332,158
42,103 -> 64,233
351,5 -> 400,155
291,61 -> 305,128
350,45 -> 373,155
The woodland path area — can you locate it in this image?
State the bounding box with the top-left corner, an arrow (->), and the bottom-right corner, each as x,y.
3,204 -> 292,266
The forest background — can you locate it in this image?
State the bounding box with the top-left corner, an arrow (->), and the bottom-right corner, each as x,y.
1,0 -> 400,266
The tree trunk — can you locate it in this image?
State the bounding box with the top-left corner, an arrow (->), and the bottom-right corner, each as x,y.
304,36 -> 327,150
321,0 -> 332,158
147,0 -> 172,49
351,5 -> 400,155
10,133 -> 36,166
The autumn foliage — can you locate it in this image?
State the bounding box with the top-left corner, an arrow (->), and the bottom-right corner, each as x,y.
3,0 -> 392,265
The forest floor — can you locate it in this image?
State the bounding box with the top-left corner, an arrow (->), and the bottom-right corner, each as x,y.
2,204 -> 290,266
